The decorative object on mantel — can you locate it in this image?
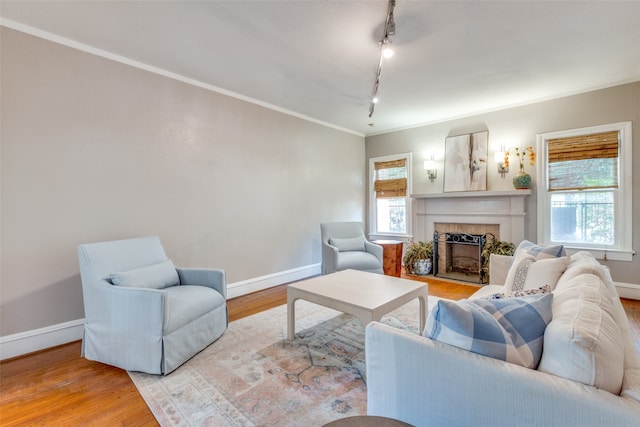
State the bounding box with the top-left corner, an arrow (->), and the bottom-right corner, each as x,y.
506,145 -> 536,189
444,131 -> 488,192
402,240 -> 433,275
480,235 -> 515,283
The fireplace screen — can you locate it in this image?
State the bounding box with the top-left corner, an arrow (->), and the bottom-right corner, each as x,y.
433,232 -> 487,283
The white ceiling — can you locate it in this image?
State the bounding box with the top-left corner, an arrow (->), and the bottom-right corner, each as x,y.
2,1 -> 640,136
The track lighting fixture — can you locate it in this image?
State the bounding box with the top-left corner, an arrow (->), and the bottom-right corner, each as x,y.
381,37 -> 394,59
368,0 -> 396,118
387,6 -> 396,36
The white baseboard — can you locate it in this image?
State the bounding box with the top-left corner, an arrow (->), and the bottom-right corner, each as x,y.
0,318 -> 85,361
226,263 -> 321,299
0,263 -> 321,361
614,281 -> 640,300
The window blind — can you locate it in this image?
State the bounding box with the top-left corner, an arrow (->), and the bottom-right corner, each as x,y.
547,131 -> 619,191
374,158 -> 407,198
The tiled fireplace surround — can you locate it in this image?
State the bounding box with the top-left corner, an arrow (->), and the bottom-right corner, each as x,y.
412,190 -> 532,282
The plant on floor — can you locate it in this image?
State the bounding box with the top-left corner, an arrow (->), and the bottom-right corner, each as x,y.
481,236 -> 515,283
403,240 -> 434,275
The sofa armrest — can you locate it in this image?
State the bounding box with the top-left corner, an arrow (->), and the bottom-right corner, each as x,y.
364,240 -> 383,263
365,322 -> 640,427
83,279 -> 165,333
321,243 -> 339,275
489,253 -> 513,285
81,280 -> 166,371
176,267 -> 226,300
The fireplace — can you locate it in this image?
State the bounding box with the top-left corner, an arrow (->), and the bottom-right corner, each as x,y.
411,190 -> 532,284
433,223 -> 498,283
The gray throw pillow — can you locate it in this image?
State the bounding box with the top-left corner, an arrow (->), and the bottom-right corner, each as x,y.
110,259 -> 179,289
329,236 -> 366,252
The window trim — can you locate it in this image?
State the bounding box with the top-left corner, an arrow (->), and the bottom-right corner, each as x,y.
369,153 -> 412,238
536,122 -> 634,261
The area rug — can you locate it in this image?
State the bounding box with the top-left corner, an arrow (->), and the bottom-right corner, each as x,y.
129,297 -> 441,426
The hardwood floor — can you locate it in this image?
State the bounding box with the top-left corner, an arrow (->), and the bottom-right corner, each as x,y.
1,276 -> 639,426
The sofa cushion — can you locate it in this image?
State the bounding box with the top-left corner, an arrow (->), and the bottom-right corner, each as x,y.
424,294 -> 553,369
486,284 -> 551,300
329,236 -> 365,252
504,252 -> 570,292
336,251 -> 381,271
515,240 -> 565,259
163,285 -> 226,334
110,259 -> 179,289
538,272 -> 624,395
555,251 -> 609,291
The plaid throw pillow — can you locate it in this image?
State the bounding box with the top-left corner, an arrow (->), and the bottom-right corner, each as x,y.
424,294 -> 553,369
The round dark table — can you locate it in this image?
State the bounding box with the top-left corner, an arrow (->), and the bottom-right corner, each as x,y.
323,415 -> 413,427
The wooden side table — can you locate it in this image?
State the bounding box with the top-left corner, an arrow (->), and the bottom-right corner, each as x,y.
372,240 -> 403,277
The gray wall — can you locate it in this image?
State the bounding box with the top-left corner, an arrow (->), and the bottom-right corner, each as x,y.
1,28 -> 365,336
366,81 -> 640,284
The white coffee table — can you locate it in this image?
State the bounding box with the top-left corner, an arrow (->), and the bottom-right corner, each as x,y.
287,269 -> 428,340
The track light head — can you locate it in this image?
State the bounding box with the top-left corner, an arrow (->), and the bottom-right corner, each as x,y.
381,38 -> 394,59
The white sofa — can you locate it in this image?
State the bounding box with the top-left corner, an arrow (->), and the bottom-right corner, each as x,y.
365,251 -> 640,426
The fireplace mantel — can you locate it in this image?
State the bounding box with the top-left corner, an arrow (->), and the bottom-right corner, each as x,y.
412,190 -> 532,245
411,189 -> 532,199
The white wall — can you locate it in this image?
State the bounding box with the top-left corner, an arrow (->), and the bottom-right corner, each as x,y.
0,28 -> 365,339
366,81 -> 640,285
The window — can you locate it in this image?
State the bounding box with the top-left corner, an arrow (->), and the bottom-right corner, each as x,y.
369,153 -> 412,236
537,122 -> 633,261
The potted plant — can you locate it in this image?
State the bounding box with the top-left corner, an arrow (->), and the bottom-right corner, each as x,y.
480,237 -> 515,283
403,240 -> 434,275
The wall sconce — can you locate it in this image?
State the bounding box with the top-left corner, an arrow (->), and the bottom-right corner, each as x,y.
424,158 -> 437,183
494,150 -> 509,178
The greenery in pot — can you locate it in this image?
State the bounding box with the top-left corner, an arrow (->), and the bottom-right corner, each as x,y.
403,240 -> 434,275
481,236 -> 515,283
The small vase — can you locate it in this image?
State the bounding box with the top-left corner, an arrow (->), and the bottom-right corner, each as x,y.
414,259 -> 432,275
513,172 -> 531,189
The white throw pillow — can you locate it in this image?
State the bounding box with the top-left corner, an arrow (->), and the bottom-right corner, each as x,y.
538,273 -> 624,395
329,236 -> 366,252
504,251 -> 570,293
110,259 -> 179,289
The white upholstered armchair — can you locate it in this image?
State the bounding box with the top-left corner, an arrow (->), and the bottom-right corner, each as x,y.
320,222 -> 383,275
78,236 -> 227,375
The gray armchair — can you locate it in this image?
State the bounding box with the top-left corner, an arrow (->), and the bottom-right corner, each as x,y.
77,236 -> 227,375
320,222 -> 384,275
